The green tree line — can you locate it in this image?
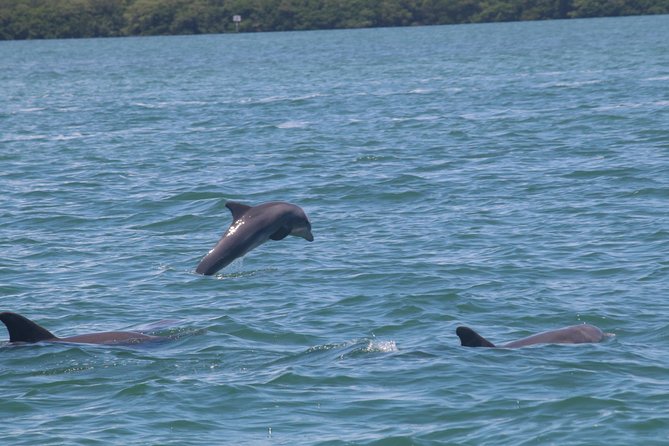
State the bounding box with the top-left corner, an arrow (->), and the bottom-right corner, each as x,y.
1,0 -> 668,40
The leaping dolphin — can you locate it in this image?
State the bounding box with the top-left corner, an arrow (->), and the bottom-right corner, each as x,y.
456,324 -> 607,348
195,201 -> 314,276
0,311 -> 165,345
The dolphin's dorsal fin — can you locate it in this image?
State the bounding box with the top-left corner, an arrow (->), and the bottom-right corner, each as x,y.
0,312 -> 57,343
456,326 -> 496,348
225,202 -> 252,222
270,226 -> 291,241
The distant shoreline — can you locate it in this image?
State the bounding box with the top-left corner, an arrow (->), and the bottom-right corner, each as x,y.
1,0 -> 668,41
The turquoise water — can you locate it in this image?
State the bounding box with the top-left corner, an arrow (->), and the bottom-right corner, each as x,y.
1,14 -> 669,445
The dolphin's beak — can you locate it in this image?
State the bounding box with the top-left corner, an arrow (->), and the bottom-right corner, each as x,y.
305,231 -> 314,242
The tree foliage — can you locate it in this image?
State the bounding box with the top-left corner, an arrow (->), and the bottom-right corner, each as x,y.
1,0 -> 667,40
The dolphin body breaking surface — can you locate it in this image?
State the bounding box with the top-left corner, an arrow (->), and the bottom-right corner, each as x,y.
456,324 -> 607,348
0,311 -> 165,345
196,201 -> 314,276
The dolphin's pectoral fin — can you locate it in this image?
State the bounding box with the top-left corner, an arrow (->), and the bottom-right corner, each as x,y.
456,326 -> 496,348
0,312 -> 57,343
225,202 -> 252,222
270,226 -> 291,241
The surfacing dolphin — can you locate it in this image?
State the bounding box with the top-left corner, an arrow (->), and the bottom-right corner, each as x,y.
456,324 -> 607,348
195,201 -> 314,276
0,311 -> 165,345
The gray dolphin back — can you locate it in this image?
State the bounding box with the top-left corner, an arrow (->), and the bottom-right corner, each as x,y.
1,311 -> 166,345
457,324 -> 606,349
502,324 -> 604,348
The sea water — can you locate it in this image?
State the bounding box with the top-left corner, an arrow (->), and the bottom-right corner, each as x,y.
1,15 -> 668,445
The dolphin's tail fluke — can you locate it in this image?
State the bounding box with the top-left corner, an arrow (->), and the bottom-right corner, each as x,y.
456,326 -> 496,348
0,312 -> 57,343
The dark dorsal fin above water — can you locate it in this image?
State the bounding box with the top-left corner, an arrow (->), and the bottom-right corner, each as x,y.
0,312 -> 57,343
456,326 -> 496,348
270,226 -> 291,241
225,202 -> 252,223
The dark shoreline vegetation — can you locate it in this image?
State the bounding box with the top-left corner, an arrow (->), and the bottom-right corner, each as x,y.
1,0 -> 668,40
